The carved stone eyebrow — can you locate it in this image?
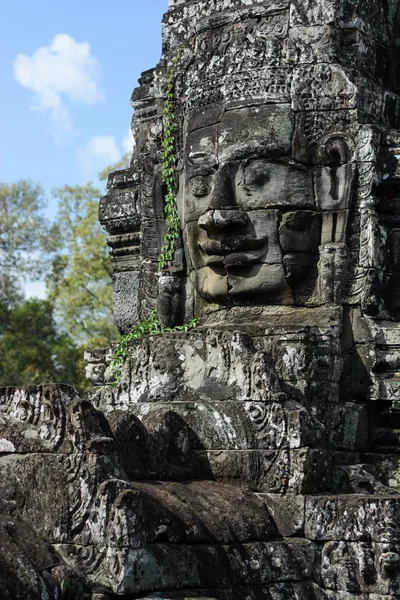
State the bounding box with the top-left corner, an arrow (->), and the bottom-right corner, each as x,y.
188,151 -> 218,163
242,156 -> 310,173
187,151 -> 219,174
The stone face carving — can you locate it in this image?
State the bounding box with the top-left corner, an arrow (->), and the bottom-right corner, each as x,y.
3,0 -> 400,599
183,104 -> 321,305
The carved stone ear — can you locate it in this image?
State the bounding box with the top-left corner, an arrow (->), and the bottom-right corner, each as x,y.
315,137 -> 356,304
315,162 -> 355,211
316,162 -> 355,245
324,137 -> 353,165
315,137 -> 356,246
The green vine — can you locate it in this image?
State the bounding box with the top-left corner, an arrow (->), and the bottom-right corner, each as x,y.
110,47 -> 199,386
158,49 -> 182,271
111,310 -> 199,385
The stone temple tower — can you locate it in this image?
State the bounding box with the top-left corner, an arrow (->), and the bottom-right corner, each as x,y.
2,1 -> 400,599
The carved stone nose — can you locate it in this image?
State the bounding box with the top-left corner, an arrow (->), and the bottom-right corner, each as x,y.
199,164 -> 248,232
208,164 -> 235,209
198,210 -> 248,232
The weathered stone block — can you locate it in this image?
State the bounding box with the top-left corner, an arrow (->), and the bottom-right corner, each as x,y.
132,481 -> 277,545
0,515 -> 65,600
218,105 -> 293,162
305,495 -> 400,542
258,448 -> 335,494
99,185 -> 140,235
321,540 -> 400,595
57,539 -> 318,596
258,494 -> 305,537
363,453 -> 400,493
112,270 -> 141,331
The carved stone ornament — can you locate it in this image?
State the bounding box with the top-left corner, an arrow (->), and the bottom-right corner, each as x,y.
3,0 -> 400,599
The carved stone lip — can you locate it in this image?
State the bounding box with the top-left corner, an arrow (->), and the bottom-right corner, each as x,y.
199,236 -> 268,267
200,236 -> 268,255
224,249 -> 267,268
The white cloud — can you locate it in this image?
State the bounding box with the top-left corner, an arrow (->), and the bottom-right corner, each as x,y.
14,34 -> 104,136
78,129 -> 135,175
122,128 -> 134,155
77,135 -> 121,173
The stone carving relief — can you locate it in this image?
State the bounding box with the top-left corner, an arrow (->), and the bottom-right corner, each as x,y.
182,104 -> 323,307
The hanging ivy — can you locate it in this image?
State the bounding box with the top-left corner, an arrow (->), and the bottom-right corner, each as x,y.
158,49 -> 183,270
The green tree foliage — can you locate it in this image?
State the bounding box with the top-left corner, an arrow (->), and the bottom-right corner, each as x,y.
0,176 -> 119,389
47,182 -> 118,347
0,298 -> 82,386
0,171 -> 123,388
0,180 -> 58,301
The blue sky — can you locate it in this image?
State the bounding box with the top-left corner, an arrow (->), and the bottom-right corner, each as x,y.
0,0 -> 167,221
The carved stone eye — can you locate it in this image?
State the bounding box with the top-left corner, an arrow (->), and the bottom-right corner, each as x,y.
190,176 -> 211,196
244,162 -> 270,188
